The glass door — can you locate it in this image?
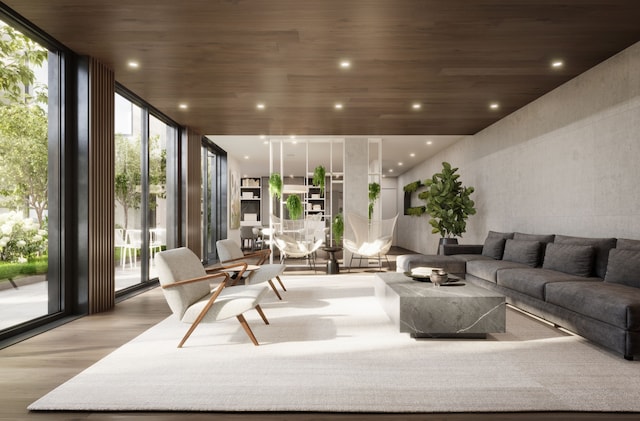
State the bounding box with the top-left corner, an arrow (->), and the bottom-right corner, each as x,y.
201,142 -> 227,264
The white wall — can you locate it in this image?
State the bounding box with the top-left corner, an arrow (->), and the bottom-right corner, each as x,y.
397,41 -> 640,255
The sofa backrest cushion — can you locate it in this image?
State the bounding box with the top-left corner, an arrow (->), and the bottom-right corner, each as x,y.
604,249 -> 640,288
554,235 -> 616,278
542,243 -> 594,277
502,239 -> 541,267
513,232 -> 555,244
481,231 -> 514,260
616,238 -> 640,251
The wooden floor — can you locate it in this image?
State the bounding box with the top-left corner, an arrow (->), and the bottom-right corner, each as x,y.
1,250 -> 638,420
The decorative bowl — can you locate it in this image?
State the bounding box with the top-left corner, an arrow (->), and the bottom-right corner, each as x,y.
430,270 -> 448,286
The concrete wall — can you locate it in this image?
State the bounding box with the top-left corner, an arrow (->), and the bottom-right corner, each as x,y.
397,41 -> 640,255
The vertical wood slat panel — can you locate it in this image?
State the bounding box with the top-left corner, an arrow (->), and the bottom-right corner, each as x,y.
88,58 -> 115,314
185,129 -> 202,258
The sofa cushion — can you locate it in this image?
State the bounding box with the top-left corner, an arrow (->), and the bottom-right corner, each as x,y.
466,259 -> 530,283
542,243 -> 594,277
502,239 -> 541,267
545,281 -> 640,331
497,268 -> 599,301
616,238 -> 640,251
487,230 -> 515,239
482,237 -> 506,260
605,249 -> 640,288
554,235 -> 617,278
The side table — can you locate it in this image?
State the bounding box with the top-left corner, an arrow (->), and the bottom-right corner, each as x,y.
322,246 -> 342,274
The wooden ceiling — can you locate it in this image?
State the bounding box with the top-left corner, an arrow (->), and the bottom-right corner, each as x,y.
3,0 -> 640,137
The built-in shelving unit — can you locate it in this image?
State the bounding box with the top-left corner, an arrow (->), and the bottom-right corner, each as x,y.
240,177 -> 261,226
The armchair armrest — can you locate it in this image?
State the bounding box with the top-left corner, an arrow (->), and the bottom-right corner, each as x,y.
440,244 -> 483,256
161,271 -> 230,289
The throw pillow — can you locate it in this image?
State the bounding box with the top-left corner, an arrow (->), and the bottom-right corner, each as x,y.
482,237 -> 506,260
487,231 -> 514,239
542,243 -> 594,277
502,239 -> 541,267
513,232 -> 555,244
604,249 -> 640,288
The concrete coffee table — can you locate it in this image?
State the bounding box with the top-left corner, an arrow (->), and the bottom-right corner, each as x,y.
374,272 -> 505,338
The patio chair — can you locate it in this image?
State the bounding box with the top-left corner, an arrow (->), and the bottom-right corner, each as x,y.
343,212 -> 398,271
272,232 -> 323,272
155,247 -> 270,347
216,239 -> 287,299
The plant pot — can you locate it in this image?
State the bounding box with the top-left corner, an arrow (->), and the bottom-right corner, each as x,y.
438,237 -> 458,255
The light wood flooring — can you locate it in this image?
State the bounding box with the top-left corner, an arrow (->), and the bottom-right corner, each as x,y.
1,249 -> 638,420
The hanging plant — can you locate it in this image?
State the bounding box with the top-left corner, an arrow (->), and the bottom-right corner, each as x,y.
368,182 -> 381,220
268,173 -> 282,199
312,165 -> 326,196
286,194 -> 303,220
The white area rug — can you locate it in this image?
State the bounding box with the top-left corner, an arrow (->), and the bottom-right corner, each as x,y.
29,274 -> 640,412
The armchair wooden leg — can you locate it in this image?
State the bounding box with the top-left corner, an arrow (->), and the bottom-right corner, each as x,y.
276,275 -> 287,291
255,304 -> 269,325
268,279 -> 282,300
237,314 -> 259,346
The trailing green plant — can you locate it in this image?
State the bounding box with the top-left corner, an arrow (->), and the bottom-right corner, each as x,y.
403,180 -> 423,193
332,212 -> 344,244
419,161 -> 476,237
312,165 -> 326,196
268,172 -> 283,199
368,182 -> 381,220
285,194 -> 303,220
406,206 -> 426,217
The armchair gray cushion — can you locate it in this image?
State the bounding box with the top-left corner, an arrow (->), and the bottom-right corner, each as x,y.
605,249 -> 640,288
616,238 -> 640,251
502,239 -> 541,267
542,243 -> 594,277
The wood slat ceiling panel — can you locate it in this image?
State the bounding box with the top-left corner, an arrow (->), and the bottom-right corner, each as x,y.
3,0 -> 640,136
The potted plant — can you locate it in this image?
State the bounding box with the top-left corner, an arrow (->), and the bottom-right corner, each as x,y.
268,172 -> 282,199
368,182 -> 380,220
285,194 -> 303,220
332,212 -> 344,245
419,161 -> 476,246
312,165 -> 326,196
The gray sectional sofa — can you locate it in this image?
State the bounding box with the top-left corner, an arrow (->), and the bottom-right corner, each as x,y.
397,232 -> 640,360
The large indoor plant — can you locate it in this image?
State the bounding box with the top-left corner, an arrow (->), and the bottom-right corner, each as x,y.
419,161 -> 476,244
332,212 -> 344,245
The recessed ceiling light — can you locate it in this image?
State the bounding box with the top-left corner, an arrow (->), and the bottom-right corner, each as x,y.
127,61 -> 139,68
398,162 -> 403,166
412,103 -> 421,110
410,153 -> 415,157
551,60 -> 564,68
340,60 -> 351,69
334,103 -> 343,110
178,103 -> 188,110
489,102 -> 500,110
244,155 -> 249,160
256,103 -> 265,110
259,135 -> 266,139
388,168 -> 394,173
426,141 -> 433,145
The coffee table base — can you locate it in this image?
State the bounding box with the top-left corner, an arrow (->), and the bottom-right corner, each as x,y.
375,273 -> 505,338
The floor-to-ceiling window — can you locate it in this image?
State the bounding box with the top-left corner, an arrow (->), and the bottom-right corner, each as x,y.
0,17 -> 62,333
114,90 -> 177,291
201,141 -> 227,265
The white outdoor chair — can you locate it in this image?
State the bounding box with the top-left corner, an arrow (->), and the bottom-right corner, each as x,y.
273,232 -> 323,272
216,239 -> 287,300
343,212 -> 398,271
155,247 -> 270,347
